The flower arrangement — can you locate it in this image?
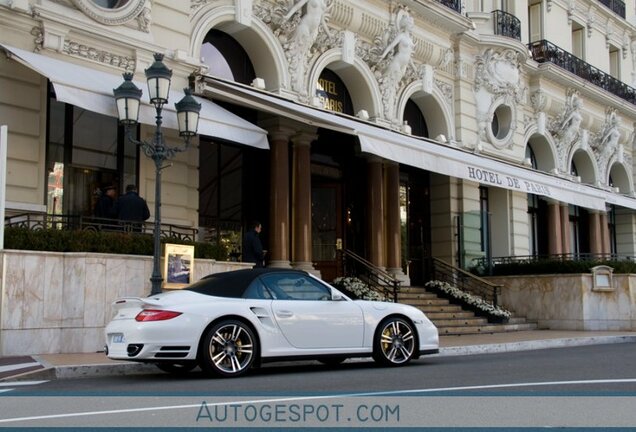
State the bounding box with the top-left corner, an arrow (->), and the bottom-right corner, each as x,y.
425,280 -> 512,321
332,276 -> 390,302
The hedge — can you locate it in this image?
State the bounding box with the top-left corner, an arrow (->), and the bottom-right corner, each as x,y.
472,258 -> 636,276
2,227 -> 228,260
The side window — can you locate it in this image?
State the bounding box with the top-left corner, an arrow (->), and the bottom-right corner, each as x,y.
262,274 -> 331,300
242,279 -> 273,299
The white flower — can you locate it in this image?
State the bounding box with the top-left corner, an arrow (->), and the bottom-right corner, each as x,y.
332,277 -> 391,302
424,280 -> 511,319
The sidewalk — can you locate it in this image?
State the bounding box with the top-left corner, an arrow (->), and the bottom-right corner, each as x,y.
2,330 -> 635,381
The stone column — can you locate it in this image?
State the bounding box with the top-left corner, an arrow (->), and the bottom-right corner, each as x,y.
547,200 -> 563,255
589,210 -> 602,256
384,161 -> 409,284
291,132 -> 316,273
560,203 -> 571,256
600,212 -> 611,255
266,123 -> 293,268
368,156 -> 385,268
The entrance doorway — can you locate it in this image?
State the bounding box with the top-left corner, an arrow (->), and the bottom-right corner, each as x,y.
311,183 -> 342,282
403,171 -> 431,286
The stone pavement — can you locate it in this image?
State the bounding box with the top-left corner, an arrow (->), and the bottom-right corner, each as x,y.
1,330 -> 635,381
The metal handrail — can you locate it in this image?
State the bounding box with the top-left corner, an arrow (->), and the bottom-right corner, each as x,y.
340,249 -> 401,302
476,253 -> 633,266
4,212 -> 198,242
528,39 -> 636,105
426,257 -> 501,306
492,10 -> 521,40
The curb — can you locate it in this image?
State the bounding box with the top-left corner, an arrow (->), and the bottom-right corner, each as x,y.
436,335 -> 636,357
3,336 -> 635,381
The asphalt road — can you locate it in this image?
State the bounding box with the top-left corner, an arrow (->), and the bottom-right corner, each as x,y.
1,343 -> 635,428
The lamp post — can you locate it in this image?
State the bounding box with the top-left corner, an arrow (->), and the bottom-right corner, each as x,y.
113,53 -> 201,295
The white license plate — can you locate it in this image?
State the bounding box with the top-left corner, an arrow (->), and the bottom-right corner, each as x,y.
111,333 -> 125,344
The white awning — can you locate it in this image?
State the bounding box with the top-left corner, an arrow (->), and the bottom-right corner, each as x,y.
1,44 -> 268,149
205,77 -> 636,211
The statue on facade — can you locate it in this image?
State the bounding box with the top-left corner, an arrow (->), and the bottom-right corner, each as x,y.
593,108 -> 621,178
283,0 -> 331,94
376,6 -> 416,121
549,89 -> 583,172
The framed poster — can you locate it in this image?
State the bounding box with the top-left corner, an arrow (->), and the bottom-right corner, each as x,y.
164,244 -> 195,289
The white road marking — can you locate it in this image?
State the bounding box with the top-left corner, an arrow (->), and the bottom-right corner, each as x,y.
0,381 -> 49,387
0,362 -> 40,373
0,378 -> 635,424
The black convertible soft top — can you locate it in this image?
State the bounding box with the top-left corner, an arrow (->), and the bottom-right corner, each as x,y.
185,268 -> 310,298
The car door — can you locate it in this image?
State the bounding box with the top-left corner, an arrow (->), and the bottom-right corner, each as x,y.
262,273 -> 364,349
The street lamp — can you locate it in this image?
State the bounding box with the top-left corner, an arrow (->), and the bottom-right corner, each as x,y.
113,53 -> 201,295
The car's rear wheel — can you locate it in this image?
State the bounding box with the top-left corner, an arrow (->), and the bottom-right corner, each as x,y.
155,361 -> 197,375
200,320 -> 257,378
373,317 -> 416,366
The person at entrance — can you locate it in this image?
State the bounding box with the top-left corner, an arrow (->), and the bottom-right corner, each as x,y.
94,185 -> 117,219
113,184 -> 150,232
242,221 -> 266,267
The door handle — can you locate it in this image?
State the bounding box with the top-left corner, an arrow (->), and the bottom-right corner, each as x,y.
276,310 -> 293,318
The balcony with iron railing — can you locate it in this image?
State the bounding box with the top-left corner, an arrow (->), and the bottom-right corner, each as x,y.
492,9 -> 521,40
434,0 -> 462,14
528,39 -> 636,105
598,0 -> 626,18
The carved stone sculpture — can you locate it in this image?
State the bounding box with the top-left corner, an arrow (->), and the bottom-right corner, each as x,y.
375,6 -> 416,121
549,89 -> 583,171
283,0 -> 331,94
593,108 -> 621,183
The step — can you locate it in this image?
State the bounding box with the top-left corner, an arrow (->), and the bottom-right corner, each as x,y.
416,304 -> 465,313
400,298 -> 450,306
437,322 -> 539,335
423,311 -> 476,320
431,317 -> 488,327
399,287 -> 430,294
397,292 -> 439,300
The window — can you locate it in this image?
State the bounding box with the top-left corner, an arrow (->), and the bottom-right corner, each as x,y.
242,279 -> 274,300
261,274 -> 332,301
45,84 -> 139,216
528,1 -> 542,42
609,45 -> 620,79
572,22 -> 585,59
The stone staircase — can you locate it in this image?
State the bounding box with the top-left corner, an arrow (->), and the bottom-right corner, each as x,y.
398,286 -> 538,335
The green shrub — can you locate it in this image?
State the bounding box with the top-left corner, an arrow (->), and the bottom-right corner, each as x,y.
3,227 -> 228,260
472,258 -> 636,276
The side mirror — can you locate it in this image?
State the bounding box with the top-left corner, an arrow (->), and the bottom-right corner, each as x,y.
332,292 -> 345,301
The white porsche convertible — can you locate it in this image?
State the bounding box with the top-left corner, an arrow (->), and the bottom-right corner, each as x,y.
104,268 -> 439,377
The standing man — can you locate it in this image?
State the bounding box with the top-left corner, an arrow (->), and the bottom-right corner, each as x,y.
94,185 -> 117,219
242,221 -> 266,267
113,184 -> 150,232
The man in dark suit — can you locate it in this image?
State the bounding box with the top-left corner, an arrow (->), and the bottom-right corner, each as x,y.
242,221 -> 266,267
113,184 -> 150,232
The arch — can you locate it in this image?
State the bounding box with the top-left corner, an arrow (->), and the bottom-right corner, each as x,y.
308,50 -> 382,118
524,131 -> 558,173
569,148 -> 598,185
189,4 -> 287,91
608,162 -> 633,194
398,82 -> 453,141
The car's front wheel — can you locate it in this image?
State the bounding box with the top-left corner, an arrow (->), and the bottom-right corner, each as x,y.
200,320 -> 257,378
373,317 -> 416,366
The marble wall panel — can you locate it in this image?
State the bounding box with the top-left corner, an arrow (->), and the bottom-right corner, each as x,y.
43,254 -> 64,327
2,253 -> 25,329
493,274 -> 636,331
61,255 -> 86,328
22,254 -> 46,328
84,257 -> 107,327
0,328 -> 62,356
61,327 -> 105,353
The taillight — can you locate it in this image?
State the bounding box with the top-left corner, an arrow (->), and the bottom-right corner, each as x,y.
135,309 -> 182,322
